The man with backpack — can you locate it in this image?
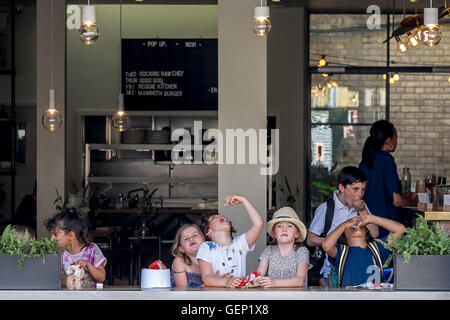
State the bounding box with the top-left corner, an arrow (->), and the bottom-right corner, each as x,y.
306,166 -> 379,287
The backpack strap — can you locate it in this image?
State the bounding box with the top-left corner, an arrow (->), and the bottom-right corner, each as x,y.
320,198 -> 335,237
337,244 -> 349,288
367,241 -> 384,281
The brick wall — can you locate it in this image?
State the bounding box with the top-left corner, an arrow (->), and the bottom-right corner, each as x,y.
310,14 -> 450,185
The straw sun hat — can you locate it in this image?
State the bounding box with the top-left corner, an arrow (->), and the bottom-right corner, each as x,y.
266,207 -> 308,242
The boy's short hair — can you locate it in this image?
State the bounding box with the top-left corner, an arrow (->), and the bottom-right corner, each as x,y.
337,166 -> 367,188
11,225 -> 36,240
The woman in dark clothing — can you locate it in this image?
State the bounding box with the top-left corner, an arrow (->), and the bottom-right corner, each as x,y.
359,120 -> 417,238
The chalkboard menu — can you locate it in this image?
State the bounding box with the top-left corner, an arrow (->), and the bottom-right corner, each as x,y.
122,39 -> 217,110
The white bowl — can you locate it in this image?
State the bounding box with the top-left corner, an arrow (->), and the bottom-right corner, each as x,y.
140,269 -> 171,288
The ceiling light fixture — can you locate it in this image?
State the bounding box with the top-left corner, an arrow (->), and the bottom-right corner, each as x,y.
396,36 -> 408,54
318,55 -> 327,67
253,0 -> 271,36
407,31 -> 419,47
422,0 -> 442,47
112,0 -> 130,132
79,0 -> 100,45
42,0 -> 63,132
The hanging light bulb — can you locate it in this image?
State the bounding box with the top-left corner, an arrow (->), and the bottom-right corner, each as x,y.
422,4 -> 442,47
322,73 -> 328,78
318,55 -> 327,67
253,3 -> 271,36
448,76 -> 450,83
79,3 -> 100,45
395,36 -> 408,54
112,93 -> 131,132
407,32 -> 419,47
382,74 -> 387,80
393,74 -> 400,82
331,80 -> 338,87
389,75 -> 395,85
42,89 -> 63,132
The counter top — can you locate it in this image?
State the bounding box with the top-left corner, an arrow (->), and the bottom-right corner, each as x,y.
0,287 -> 448,300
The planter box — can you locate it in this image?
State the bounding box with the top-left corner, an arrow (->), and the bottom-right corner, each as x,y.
394,255 -> 450,291
0,254 -> 61,290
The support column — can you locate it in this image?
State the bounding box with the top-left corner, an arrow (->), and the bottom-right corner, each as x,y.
218,0 -> 267,271
36,0 -> 65,237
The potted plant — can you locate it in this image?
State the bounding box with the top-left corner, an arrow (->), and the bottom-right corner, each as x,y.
376,215 -> 450,290
136,185 -> 164,238
0,225 -> 62,289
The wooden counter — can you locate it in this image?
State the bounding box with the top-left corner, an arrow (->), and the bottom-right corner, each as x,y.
425,211 -> 450,234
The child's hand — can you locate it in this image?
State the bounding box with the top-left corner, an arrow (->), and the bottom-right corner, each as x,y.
259,277 -> 273,288
359,214 -> 374,227
346,216 -> 361,228
226,276 -> 243,288
224,194 -> 247,206
354,199 -> 366,212
76,260 -> 89,269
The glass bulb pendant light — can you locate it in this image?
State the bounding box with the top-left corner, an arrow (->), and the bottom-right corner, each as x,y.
393,74 -> 400,82
79,2 -> 100,45
422,4 -> 442,47
389,75 -> 395,85
318,55 -> 327,67
407,32 -> 419,47
42,89 -> 63,132
395,36 -> 408,54
253,2 -> 271,36
112,93 -> 131,132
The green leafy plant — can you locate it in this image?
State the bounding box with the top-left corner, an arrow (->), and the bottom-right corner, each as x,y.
0,225 -> 62,271
138,185 -> 164,216
376,215 -> 450,266
54,183 -> 90,215
279,176 -> 301,210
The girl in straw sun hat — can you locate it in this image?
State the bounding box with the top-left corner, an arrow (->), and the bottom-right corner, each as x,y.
255,207 -> 312,288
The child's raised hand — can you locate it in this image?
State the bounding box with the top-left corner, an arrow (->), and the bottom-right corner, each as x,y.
224,194 -> 246,206
353,199 -> 366,212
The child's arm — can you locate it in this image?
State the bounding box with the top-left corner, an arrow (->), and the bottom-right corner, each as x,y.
255,260 -> 268,277
171,257 -> 189,288
322,217 -> 360,259
224,194 -> 264,248
360,214 -> 405,246
76,259 -> 106,283
354,199 -> 379,239
198,259 -> 243,288
259,262 -> 308,288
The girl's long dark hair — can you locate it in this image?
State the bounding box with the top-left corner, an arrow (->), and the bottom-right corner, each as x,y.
361,120 -> 395,168
45,210 -> 92,246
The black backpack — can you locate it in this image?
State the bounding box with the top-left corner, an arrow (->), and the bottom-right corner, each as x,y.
307,198 -> 335,286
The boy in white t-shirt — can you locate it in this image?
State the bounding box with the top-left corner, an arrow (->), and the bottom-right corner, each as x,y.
196,194 -> 264,288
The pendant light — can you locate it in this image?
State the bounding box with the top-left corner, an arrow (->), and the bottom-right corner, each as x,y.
407,31 -> 419,47
422,0 -> 442,47
42,0 -> 63,132
112,0 -> 130,132
317,55 -> 327,67
253,0 -> 271,36
79,0 -> 100,45
396,36 -> 408,54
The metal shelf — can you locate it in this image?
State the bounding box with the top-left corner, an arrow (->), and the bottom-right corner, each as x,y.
88,143 -> 207,151
88,176 -> 218,184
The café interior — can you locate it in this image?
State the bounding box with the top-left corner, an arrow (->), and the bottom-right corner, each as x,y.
0,0 -> 449,296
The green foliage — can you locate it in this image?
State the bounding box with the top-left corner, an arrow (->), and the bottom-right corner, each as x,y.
54,184 -> 91,215
279,176 -> 301,210
138,185 -> 164,216
0,225 -> 62,271
376,215 -> 450,266
312,181 -> 335,198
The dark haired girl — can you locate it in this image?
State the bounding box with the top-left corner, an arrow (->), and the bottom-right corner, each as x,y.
45,210 -> 106,288
359,120 -> 417,237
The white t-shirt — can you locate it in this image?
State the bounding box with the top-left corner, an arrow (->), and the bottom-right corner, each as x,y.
309,190 -> 372,278
196,233 -> 255,277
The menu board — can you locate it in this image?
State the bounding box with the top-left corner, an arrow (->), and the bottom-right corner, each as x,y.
122,39 -> 217,110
